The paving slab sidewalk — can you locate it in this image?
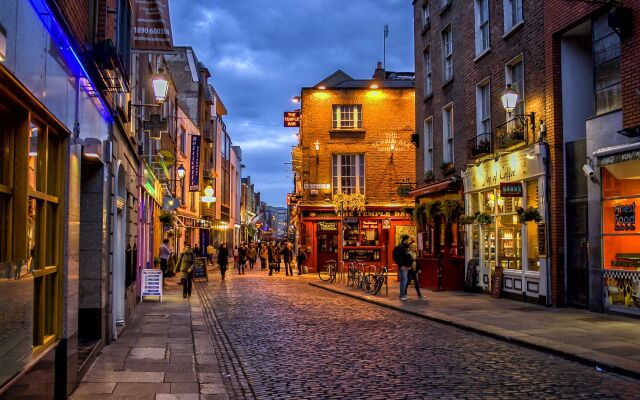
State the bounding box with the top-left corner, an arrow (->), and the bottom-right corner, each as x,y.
309,279 -> 640,379
70,275 -> 229,400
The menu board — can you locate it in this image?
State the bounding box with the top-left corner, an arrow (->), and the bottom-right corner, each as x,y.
141,269 -> 163,301
193,257 -> 208,280
490,266 -> 503,299
343,249 -> 381,262
537,223 -> 546,256
465,261 -> 477,292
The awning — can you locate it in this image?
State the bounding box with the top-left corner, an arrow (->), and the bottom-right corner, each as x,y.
593,141 -> 640,179
408,179 -> 460,198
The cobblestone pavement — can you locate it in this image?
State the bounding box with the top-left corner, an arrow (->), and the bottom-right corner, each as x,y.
196,271 -> 640,399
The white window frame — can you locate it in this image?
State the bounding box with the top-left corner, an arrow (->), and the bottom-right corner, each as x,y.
332,105 -> 363,129
423,47 -> 432,96
442,26 -> 453,81
505,54 -> 524,120
503,0 -> 523,34
332,154 -> 365,195
442,103 -> 454,163
423,117 -> 434,172
476,78 -> 491,135
422,1 -> 430,29
474,0 -> 490,55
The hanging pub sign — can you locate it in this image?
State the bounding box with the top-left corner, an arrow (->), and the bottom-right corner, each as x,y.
284,111 -> 301,127
189,135 -> 201,192
500,182 -> 523,197
132,0 -> 174,51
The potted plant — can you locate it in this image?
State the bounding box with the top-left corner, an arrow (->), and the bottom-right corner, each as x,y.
517,207 -> 542,224
440,162 -> 455,175
459,212 -> 480,225
159,211 -> 174,227
476,212 -> 493,225
424,170 -> 434,182
153,256 -> 161,269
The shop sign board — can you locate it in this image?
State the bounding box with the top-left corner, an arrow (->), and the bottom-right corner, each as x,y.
141,269 -> 163,301
462,145 -> 545,192
189,135 -> 201,192
192,257 -> 208,280
317,221 -> 338,231
284,111 -> 301,127
382,219 -> 391,229
613,202 -> 636,231
598,149 -> 640,166
490,267 -> 504,299
537,223 -> 546,256
132,0 -> 174,51
304,183 -> 330,190
362,220 -> 378,229
500,182 -> 523,197
604,271 -> 640,310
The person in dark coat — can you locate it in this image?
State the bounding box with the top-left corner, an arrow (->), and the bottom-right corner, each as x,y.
217,243 -> 229,281
176,244 -> 195,298
296,248 -> 307,275
238,242 -> 247,275
268,241 -> 276,276
283,241 -> 294,276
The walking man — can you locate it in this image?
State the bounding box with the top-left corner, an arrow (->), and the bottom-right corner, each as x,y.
238,242 -> 247,275
217,243 -> 229,281
259,242 -> 268,270
296,248 -> 307,275
247,244 -> 257,270
405,241 -> 424,298
393,235 -> 412,301
176,243 -> 195,298
206,243 -> 215,265
159,239 -> 171,286
283,241 -> 294,276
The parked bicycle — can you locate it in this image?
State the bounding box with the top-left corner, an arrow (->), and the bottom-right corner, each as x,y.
318,260 -> 338,283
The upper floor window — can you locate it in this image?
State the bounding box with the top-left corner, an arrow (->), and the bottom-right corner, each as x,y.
504,0 -> 523,33
422,2 -> 430,28
423,47 -> 432,96
475,0 -> 490,55
593,13 -> 621,115
179,129 -> 186,154
505,56 -> 524,118
476,80 -> 491,134
443,104 -> 454,163
333,154 -> 365,195
442,26 -> 453,81
424,117 -> 433,172
332,105 -> 362,129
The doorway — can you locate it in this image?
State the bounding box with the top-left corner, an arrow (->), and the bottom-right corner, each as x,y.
315,224 -> 338,270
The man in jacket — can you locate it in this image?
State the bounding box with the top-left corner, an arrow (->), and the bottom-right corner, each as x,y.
177,243 -> 195,298
393,235 -> 412,301
217,243 -> 229,281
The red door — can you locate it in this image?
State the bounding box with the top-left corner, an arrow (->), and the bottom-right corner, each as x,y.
316,229 -> 339,270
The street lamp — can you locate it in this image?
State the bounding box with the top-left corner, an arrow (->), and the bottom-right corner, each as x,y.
313,140 -> 320,164
201,185 -> 216,205
151,73 -> 169,104
292,96 -> 301,103
177,164 -> 186,179
500,84 -> 537,136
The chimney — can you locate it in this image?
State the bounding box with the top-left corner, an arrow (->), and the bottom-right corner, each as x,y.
372,61 -> 385,80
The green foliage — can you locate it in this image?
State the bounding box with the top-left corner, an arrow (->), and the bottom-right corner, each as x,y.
517,207 -> 542,224
159,211 -> 174,226
476,212 -> 493,225
424,170 -> 434,182
459,212 -> 480,225
441,199 -> 464,223
412,203 -> 427,232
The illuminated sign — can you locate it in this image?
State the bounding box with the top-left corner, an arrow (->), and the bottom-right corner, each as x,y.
284,111 -> 301,127
317,221 -> 338,231
304,183 -> 330,190
614,202 -> 636,231
500,182 -> 523,197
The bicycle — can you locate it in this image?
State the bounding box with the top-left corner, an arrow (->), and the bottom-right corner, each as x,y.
318,260 -> 337,283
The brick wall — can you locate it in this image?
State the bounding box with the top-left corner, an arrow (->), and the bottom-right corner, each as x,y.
300,86 -> 416,207
55,0 -> 90,49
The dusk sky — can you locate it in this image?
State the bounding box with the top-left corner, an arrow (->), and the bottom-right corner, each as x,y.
169,1 -> 415,207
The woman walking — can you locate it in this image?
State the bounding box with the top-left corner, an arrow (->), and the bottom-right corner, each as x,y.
176,243 -> 195,298
247,244 -> 257,270
259,243 -> 268,270
283,242 -> 294,276
217,243 -> 229,281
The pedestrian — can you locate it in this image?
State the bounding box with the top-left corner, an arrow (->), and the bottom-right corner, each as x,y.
283,241 -> 294,276
405,241 -> 424,298
268,241 -> 277,276
206,243 -> 215,265
217,243 -> 229,281
233,246 -> 239,270
159,239 -> 171,286
193,243 -> 201,258
296,248 -> 307,275
275,242 -> 282,273
247,243 -> 257,270
393,234 -> 412,301
259,243 -> 268,270
238,242 -> 247,275
176,243 -> 195,298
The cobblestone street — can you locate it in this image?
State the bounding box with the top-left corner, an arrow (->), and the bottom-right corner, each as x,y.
195,270 -> 640,400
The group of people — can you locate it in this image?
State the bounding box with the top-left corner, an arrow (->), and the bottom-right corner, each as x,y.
393,234 -> 424,301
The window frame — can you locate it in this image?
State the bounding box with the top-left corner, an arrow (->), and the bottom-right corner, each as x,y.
442,103 -> 454,163
442,25 -> 453,81
423,46 -> 432,96
476,78 -> 491,135
422,1 -> 430,29
505,54 -> 525,120
503,0 -> 523,34
332,154 -> 365,195
592,13 -> 622,115
332,105 -> 363,130
423,117 -> 434,173
475,0 -> 490,55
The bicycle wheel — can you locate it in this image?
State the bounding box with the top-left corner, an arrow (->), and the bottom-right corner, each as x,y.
372,275 -> 385,295
362,275 -> 375,293
318,261 -> 337,282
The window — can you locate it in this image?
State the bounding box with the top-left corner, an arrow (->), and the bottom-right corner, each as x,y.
442,26 -> 453,81
179,129 -> 186,154
476,80 -> 491,134
442,104 -> 454,163
422,1 -> 430,28
475,0 -> 490,55
506,56 -> 524,118
593,14 -> 621,115
423,48 -> 432,96
423,117 -> 433,172
525,179 -> 540,272
504,0 -> 523,33
332,154 -> 365,194
332,105 -> 362,129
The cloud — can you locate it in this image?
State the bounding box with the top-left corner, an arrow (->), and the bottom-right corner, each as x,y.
169,0 -> 414,206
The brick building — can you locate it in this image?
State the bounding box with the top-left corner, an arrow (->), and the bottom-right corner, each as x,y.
291,65 -> 416,272
412,0 -> 551,301
543,1 -> 640,315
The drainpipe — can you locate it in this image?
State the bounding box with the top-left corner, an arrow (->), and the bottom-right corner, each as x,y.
541,141 -> 553,307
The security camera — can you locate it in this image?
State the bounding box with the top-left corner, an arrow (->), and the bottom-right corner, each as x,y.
583,164 -> 595,177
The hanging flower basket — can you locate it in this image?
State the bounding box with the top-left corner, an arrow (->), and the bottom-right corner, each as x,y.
517,207 -> 542,224
332,192 -> 366,215
476,212 -> 493,225
159,211 -> 174,226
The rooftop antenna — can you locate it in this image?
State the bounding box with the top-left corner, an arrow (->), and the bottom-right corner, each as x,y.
383,24 -> 389,70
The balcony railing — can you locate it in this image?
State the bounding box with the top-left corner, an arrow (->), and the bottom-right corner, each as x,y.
203,121 -> 214,143
467,133 -> 493,158
495,117 -> 529,150
203,162 -> 215,180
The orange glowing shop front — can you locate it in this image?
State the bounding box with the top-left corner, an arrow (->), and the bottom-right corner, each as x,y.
298,206 -> 415,273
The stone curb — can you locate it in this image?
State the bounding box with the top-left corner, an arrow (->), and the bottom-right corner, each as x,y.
309,282 -> 640,381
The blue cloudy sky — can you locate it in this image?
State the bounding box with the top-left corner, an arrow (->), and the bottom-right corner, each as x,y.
169,0 -> 415,206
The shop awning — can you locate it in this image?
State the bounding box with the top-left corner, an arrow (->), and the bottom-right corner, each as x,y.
409,179 -> 460,198
594,142 -> 640,179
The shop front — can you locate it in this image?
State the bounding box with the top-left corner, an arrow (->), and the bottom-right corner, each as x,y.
595,146 -> 640,316
299,206 -> 413,272
462,144 -> 550,304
